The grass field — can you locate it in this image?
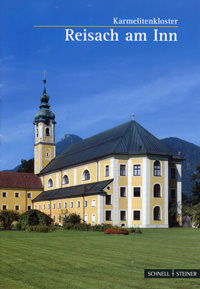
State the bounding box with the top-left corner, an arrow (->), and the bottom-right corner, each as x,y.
0,228 -> 200,289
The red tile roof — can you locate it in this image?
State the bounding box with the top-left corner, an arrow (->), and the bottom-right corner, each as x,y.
0,172 -> 43,189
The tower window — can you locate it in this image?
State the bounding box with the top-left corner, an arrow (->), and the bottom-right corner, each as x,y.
153,206 -> 161,221
133,164 -> 141,176
82,169 -> 90,181
45,127 -> 50,136
133,187 -> 141,197
120,164 -> 126,176
133,210 -> 141,221
154,161 -> 161,176
153,184 -> 161,198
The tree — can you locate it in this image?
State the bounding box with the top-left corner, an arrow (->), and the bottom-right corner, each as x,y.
0,210 -> 20,230
17,158 -> 34,173
191,165 -> 200,205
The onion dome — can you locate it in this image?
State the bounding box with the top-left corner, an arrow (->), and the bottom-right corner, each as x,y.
34,79 -> 56,125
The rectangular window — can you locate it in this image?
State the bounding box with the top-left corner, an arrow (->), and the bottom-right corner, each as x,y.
15,205 -> 20,211
34,204 -> 36,209
2,192 -> 7,198
77,201 -> 80,208
133,164 -> 141,176
120,187 -> 126,198
105,210 -> 112,221
27,192 -> 32,198
120,164 -> 126,176
64,202 -> 67,209
170,189 -> 176,199
84,214 -> 88,223
70,201 -> 73,208
38,205 -> 41,210
105,195 -> 112,205
105,165 -> 109,177
58,215 -> 61,222
133,210 -> 140,221
92,199 -> 96,207
120,210 -> 126,221
53,203 -> 55,209
170,167 -> 176,179
53,215 -> 56,222
15,192 -> 20,198
84,200 -> 88,207
133,187 -> 141,197
58,203 -> 61,209
27,205 -> 31,211
43,204 -> 45,210
48,203 -> 50,209
92,214 -> 96,223
2,205 -> 7,210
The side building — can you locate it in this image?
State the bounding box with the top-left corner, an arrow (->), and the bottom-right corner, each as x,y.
32,83 -> 182,228
0,172 -> 43,214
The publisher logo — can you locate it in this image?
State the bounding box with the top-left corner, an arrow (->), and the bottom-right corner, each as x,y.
144,269 -> 200,278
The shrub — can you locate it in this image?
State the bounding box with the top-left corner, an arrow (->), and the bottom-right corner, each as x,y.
13,222 -> 22,230
63,222 -> 91,231
63,213 -> 81,225
0,210 -> 20,230
26,225 -> 54,233
104,228 -> 129,235
20,209 -> 53,229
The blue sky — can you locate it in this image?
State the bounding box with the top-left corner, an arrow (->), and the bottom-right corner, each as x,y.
0,0 -> 200,170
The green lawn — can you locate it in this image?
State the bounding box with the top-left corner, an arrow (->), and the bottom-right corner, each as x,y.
0,228 -> 200,289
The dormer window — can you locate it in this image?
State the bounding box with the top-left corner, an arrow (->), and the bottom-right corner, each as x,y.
45,127 -> 50,136
82,169 -> 90,181
62,175 -> 69,185
154,161 -> 161,176
48,178 -> 53,188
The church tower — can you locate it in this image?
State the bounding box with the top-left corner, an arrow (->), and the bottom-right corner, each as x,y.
34,79 -> 56,174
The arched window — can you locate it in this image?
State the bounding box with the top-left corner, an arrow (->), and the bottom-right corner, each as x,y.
82,169 -> 90,181
154,160 -> 161,176
48,178 -> 53,188
153,184 -> 161,198
62,175 -> 69,185
45,127 -> 50,136
153,206 -> 161,221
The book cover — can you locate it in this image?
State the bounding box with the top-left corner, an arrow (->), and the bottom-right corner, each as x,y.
0,1 -> 200,289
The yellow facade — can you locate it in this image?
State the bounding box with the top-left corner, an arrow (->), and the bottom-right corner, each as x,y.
34,194 -> 99,225
0,188 -> 42,214
33,153 -> 181,228
150,159 -> 165,226
34,122 -> 55,175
